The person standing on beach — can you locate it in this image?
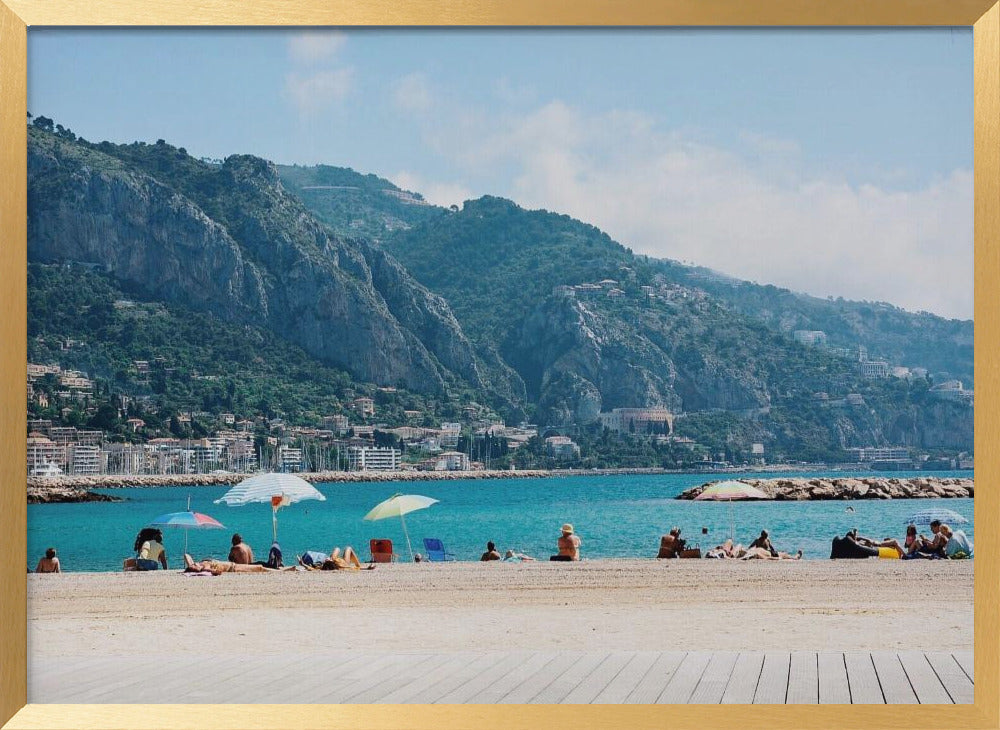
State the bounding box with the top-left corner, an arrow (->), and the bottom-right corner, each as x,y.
228,534 -> 254,564
35,547 -> 60,573
550,524 -> 581,561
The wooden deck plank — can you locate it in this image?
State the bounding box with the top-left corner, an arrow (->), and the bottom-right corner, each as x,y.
346,653 -> 457,704
531,652 -> 610,704
500,652 -> 580,705
623,652 -> 685,705
592,652 -> 661,705
375,653 -> 476,704
871,652 -> 917,705
753,652 -> 790,704
465,653 -> 556,704
953,652 -> 974,682
817,652 -> 851,704
562,652 -> 634,704
657,651 -> 712,704
412,652 -> 500,704
925,652 -> 974,705
898,651 -> 952,704
786,652 -> 818,705
79,655 -> 216,704
434,652 -> 531,704
844,652 -> 884,704
306,653 -> 424,703
721,652 -> 764,705
688,651 -> 739,705
274,653 -> 378,704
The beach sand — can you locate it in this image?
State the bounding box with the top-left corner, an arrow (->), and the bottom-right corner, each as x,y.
28,559 -> 972,658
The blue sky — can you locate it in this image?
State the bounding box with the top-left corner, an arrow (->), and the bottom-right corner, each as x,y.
28,29 -> 973,319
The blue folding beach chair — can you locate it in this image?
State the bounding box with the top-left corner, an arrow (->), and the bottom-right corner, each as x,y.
422,538 -> 456,562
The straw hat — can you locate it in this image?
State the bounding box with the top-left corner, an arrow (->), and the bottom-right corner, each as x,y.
561,523 -> 574,534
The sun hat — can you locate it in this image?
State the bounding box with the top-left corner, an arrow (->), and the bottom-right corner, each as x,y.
561,523 -> 574,534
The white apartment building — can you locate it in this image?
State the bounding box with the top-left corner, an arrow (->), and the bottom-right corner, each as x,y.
278,446 -> 303,472
545,436 -> 580,460
68,444 -> 101,475
347,446 -> 400,471
792,330 -> 828,347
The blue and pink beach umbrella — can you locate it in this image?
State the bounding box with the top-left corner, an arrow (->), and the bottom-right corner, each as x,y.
148,501 -> 226,554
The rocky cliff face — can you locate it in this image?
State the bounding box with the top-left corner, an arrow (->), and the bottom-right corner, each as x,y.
27,130 -> 517,403
508,294 -> 771,426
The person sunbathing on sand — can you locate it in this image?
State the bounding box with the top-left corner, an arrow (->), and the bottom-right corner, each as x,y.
297,547 -> 374,571
503,549 -> 535,562
183,553 -> 278,574
741,546 -> 803,560
706,539 -> 745,559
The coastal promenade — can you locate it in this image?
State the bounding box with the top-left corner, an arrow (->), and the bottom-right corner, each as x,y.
29,649 -> 973,704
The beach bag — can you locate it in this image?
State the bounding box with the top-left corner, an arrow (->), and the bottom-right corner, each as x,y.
679,548 -> 702,559
266,544 -> 283,569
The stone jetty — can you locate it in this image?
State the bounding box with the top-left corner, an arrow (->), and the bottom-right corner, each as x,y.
677,476 -> 974,501
25,468 -> 578,494
27,486 -> 123,504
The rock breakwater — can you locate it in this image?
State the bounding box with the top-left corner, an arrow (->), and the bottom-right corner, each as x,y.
677,477 -> 973,501
28,486 -> 124,504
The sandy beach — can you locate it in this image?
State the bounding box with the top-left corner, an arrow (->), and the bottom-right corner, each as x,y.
28,559 -> 973,658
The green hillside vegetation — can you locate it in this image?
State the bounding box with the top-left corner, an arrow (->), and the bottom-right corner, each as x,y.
386,196 -> 637,344
276,164 -> 445,241
27,263 -> 469,440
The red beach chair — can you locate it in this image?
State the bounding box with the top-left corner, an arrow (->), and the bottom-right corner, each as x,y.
369,539 -> 397,563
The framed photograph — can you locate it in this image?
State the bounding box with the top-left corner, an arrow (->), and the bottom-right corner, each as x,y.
2,1 -> 998,728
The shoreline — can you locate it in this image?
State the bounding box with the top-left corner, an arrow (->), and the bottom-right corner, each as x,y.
26,463 -> 971,490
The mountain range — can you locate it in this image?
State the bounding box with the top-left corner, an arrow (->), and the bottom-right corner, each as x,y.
26,119 -> 974,459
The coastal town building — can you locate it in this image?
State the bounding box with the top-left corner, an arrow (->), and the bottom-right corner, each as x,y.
278,445 -> 303,472
792,330 -> 827,347
845,447 -> 910,462
351,397 -> 375,418
347,446 -> 400,471
545,436 -> 580,460
598,407 -> 674,435
929,380 -> 975,403
858,360 -> 891,379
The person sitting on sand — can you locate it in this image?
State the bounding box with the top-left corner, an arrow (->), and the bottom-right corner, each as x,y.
134,527 -> 168,571
254,542 -> 283,569
503,549 -> 535,562
228,533 -> 254,564
874,525 -> 919,558
748,530 -> 778,557
480,541 -> 502,561
35,547 -> 60,573
550,524 -> 581,561
657,527 -> 685,559
943,524 -> 973,558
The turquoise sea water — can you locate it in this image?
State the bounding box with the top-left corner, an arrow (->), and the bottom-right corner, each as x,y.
27,471 -> 974,571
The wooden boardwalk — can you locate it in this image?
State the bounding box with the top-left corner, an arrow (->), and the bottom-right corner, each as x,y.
30,651 -> 973,704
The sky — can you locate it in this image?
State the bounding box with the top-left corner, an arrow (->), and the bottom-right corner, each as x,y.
28,29 -> 973,319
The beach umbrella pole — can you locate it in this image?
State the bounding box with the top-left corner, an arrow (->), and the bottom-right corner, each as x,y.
400,511 -> 413,561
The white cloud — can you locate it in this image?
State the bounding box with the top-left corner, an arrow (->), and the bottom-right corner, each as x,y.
405,101 -> 973,319
390,170 -> 474,209
284,69 -> 354,116
288,31 -> 347,65
392,73 -> 432,113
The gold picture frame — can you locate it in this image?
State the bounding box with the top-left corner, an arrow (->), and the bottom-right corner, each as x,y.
1,1 -> 997,727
